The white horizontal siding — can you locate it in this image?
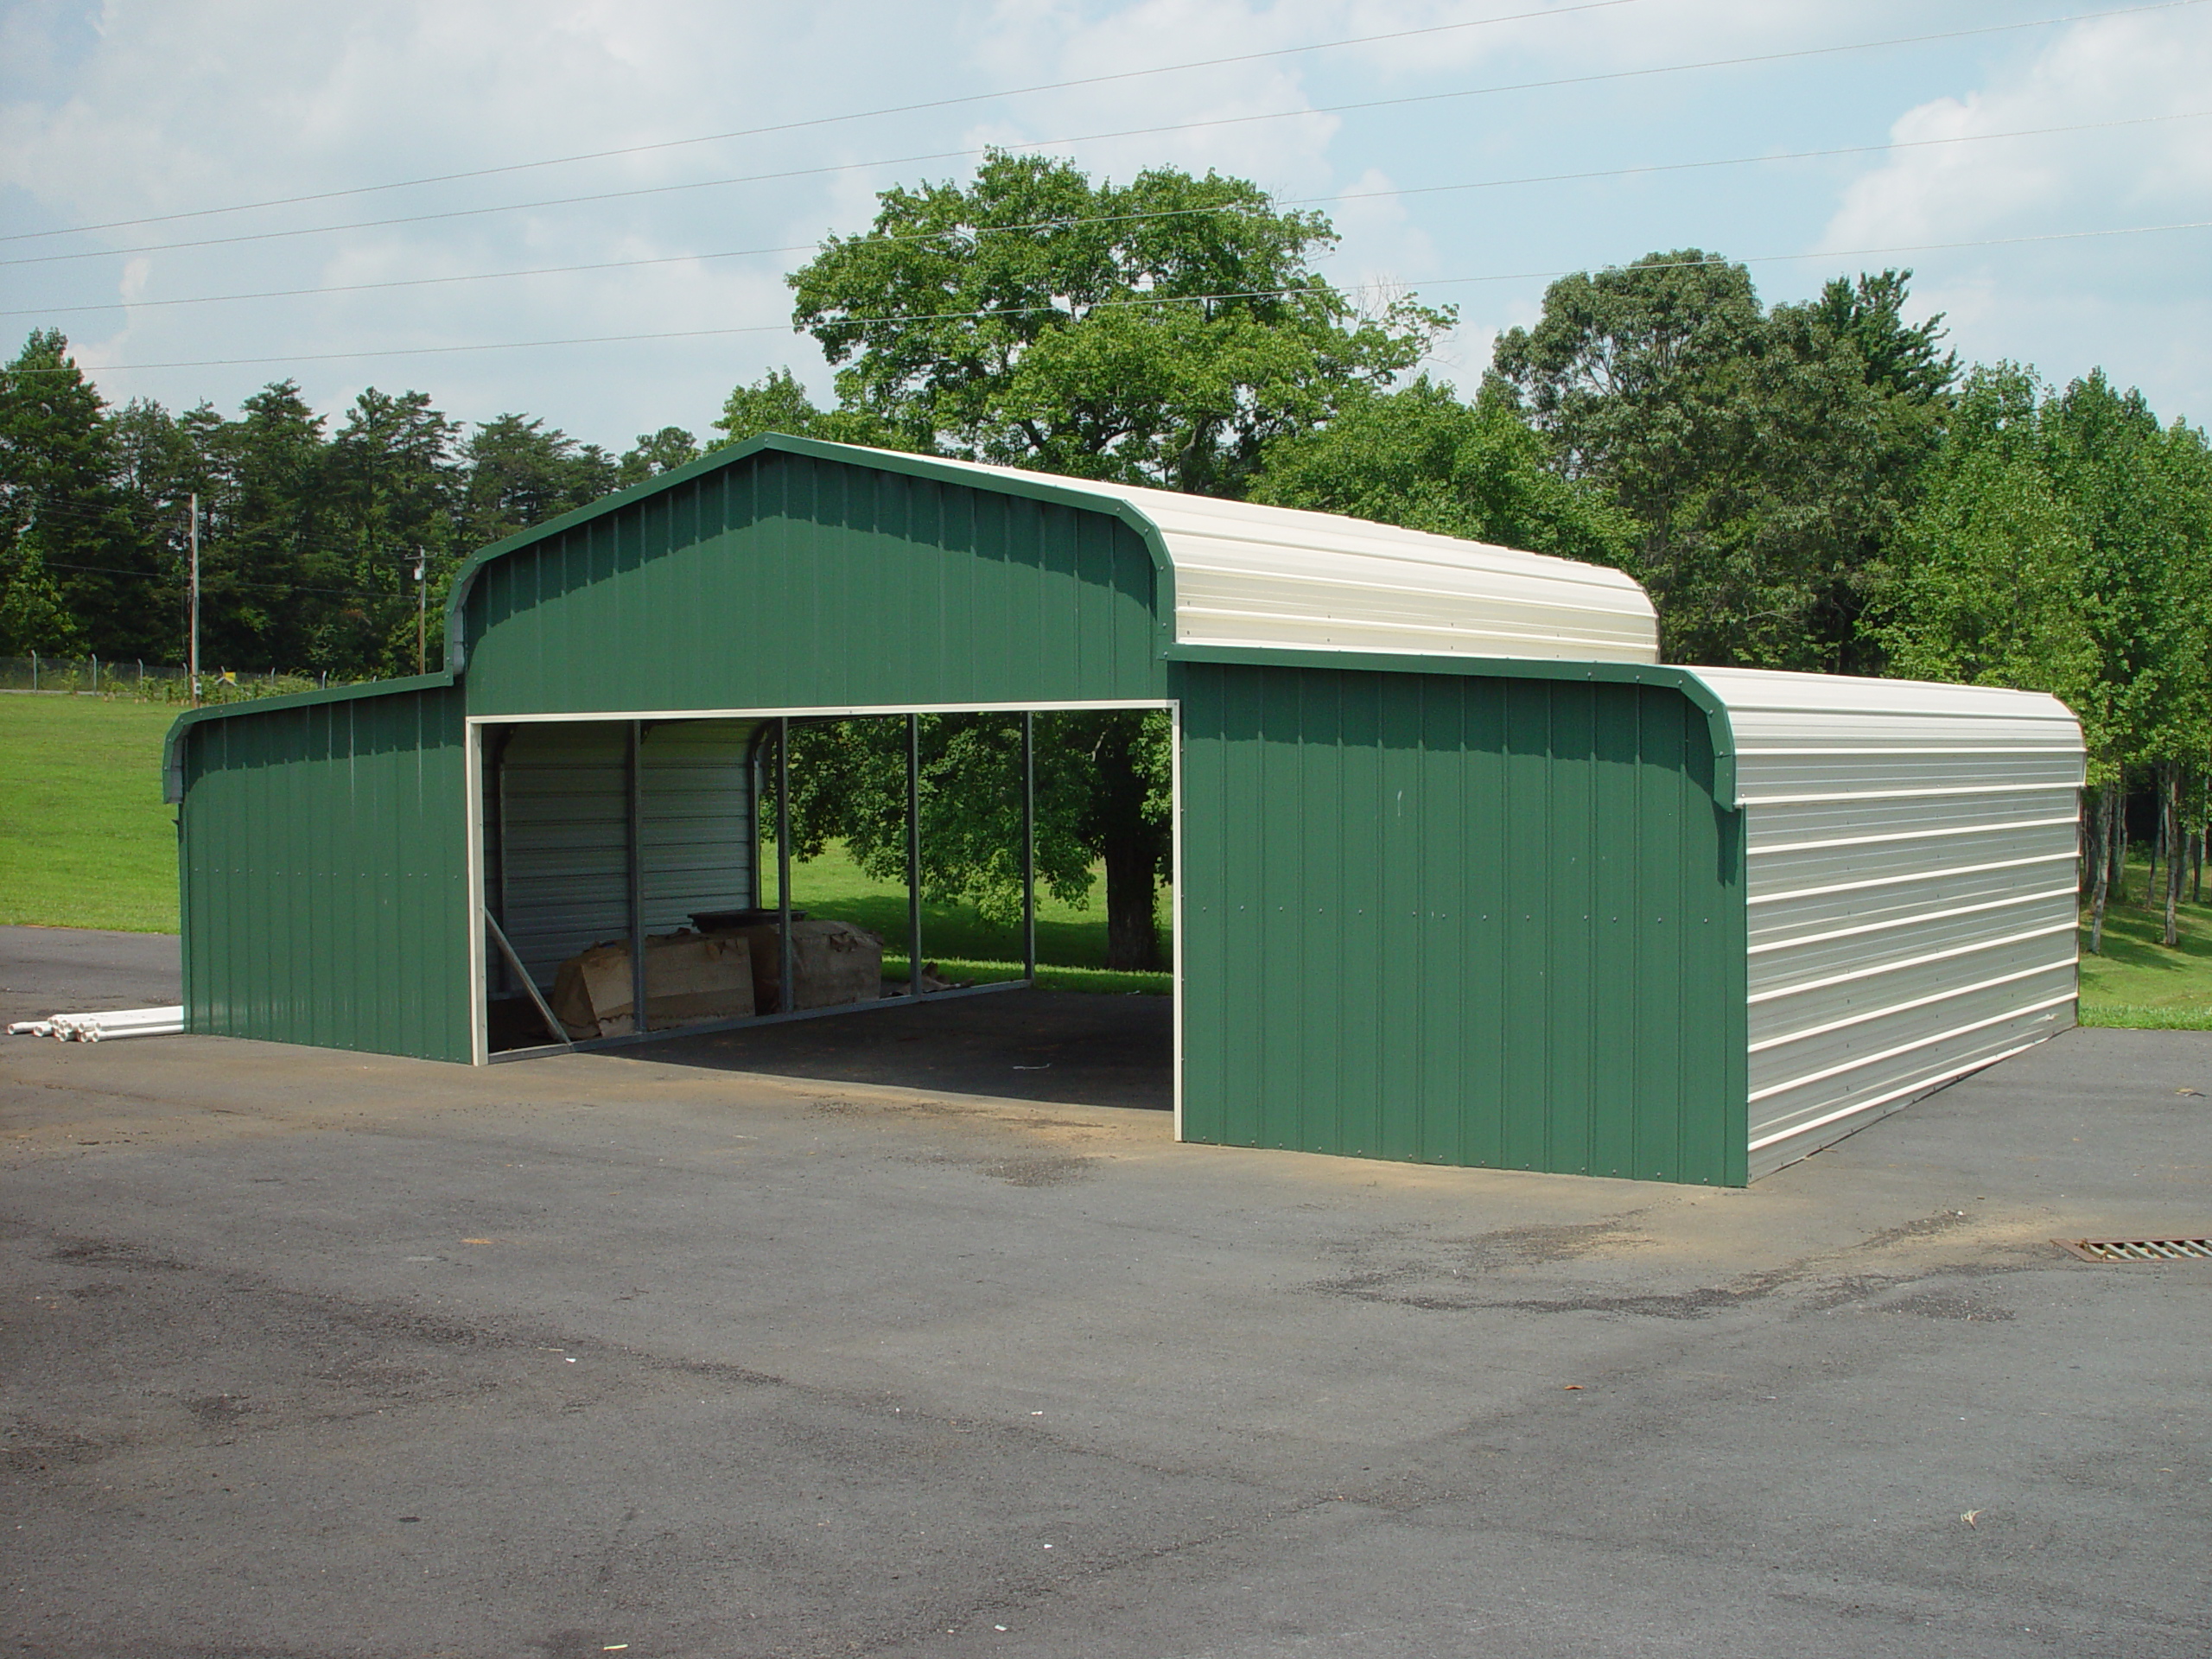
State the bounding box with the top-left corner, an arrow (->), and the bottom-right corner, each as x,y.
1686,668 -> 2085,1179
903,453 -> 1662,664
498,720 -> 760,985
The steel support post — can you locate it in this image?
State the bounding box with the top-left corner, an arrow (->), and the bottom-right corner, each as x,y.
627,720 -> 647,1034
1022,711 -> 1036,982
777,717 -> 794,1014
907,712 -> 923,999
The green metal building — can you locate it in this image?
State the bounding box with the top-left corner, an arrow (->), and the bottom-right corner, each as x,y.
166,435 -> 2083,1186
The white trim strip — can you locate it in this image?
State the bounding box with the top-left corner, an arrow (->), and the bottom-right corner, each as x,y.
1750,950 -> 2074,1052
1747,814 -> 2081,857
1741,779 -> 2085,807
469,699 -> 1173,726
1749,988 -> 2077,1098
1746,851 -> 2075,907
1746,887 -> 2081,957
1748,1031 -> 2057,1153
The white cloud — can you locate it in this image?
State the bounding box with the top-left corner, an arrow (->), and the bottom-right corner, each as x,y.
1814,7 -> 2212,415
3,0 -> 2206,437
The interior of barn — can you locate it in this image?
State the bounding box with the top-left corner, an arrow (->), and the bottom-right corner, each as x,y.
474,709 -> 1166,1095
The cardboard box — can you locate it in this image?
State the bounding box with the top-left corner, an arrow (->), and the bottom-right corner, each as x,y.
550,931 -> 754,1039
709,918 -> 884,1013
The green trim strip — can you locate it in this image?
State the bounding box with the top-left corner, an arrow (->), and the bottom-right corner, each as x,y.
1165,643 -> 1739,808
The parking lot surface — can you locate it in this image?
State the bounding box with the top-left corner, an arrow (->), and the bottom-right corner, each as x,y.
3,929 -> 2208,1657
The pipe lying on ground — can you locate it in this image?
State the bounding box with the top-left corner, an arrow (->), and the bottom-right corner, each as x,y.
6,1006 -> 185,1042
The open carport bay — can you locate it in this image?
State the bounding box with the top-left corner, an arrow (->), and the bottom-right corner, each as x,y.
2,934 -> 2209,1658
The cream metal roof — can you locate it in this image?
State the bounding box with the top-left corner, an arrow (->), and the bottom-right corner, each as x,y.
916,454 -> 1662,664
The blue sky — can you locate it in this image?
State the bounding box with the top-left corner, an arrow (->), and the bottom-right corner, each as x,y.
3,0 -> 2208,451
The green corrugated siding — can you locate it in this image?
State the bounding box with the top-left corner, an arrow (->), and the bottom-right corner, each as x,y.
179,685 -> 469,1061
461,450 -> 1168,715
1175,662 -> 1749,1185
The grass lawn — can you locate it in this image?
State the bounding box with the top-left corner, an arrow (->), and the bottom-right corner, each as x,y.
2077,862 -> 2212,1029
768,839 -> 1172,995
0,694 -> 180,932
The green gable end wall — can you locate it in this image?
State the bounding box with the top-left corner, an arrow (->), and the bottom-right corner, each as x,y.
460,449 -> 1169,715
1174,663 -> 1749,1186
179,683 -> 470,1062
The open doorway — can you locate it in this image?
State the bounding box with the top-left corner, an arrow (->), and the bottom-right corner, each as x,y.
466,702 -> 1178,1118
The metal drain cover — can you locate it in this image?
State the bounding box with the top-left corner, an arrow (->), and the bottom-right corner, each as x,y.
2055,1237 -> 2212,1262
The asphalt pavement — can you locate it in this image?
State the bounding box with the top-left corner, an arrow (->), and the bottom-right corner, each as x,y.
2,928 -> 2207,1658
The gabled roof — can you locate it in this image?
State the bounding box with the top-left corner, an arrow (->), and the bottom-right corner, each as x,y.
437,435 -> 1660,671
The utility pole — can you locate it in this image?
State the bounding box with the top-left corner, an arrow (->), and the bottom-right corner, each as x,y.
188,493 -> 200,708
413,547 -> 427,676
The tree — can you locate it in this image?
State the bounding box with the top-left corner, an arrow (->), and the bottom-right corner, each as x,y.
327,388 -> 460,677
1249,376 -> 1635,566
767,155 -> 1451,966
1867,363 -> 2212,952
710,367 -> 893,450
778,709 -> 1171,969
459,414 -> 616,550
615,426 -> 700,488
0,330 -> 149,658
789,149 -> 1451,496
1491,254 -> 1954,669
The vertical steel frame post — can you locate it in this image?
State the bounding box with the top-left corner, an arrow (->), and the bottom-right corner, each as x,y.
1022,711 -> 1036,982
776,717 -> 793,1014
907,713 -> 923,998
626,720 -> 646,1033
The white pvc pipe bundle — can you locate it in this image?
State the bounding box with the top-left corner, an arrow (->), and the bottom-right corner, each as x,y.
6,1006 -> 185,1042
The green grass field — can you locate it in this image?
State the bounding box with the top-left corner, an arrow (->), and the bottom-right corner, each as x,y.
5,695 -> 2209,1020
2076,872 -> 2212,1028
0,694 -> 181,931
766,838 -> 1171,994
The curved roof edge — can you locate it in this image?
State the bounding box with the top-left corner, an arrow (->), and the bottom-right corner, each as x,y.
1167,644 -> 1738,809
1681,666 -> 2087,808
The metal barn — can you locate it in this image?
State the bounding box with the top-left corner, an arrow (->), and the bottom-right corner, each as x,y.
163,435 -> 2085,1185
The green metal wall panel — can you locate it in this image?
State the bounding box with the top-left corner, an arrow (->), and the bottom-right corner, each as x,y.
178,684 -> 469,1061
1174,662 -> 1749,1186
461,450 -> 1169,715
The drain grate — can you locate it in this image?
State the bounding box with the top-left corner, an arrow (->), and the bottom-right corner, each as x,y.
2055,1237 -> 2212,1262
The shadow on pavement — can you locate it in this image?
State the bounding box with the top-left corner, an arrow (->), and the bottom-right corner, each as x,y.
626,985 -> 1173,1111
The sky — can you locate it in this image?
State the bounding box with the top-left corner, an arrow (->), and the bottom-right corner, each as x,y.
3,0 -> 2209,453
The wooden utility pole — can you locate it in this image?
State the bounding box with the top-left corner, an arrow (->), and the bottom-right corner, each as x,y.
188,493 -> 200,708
414,547 -> 427,676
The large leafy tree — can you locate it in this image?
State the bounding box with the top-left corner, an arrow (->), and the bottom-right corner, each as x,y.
1249,376 -> 1635,566
1868,363 -> 2212,950
789,149 -> 1451,496
760,155 -> 1450,968
1491,254 -> 1954,669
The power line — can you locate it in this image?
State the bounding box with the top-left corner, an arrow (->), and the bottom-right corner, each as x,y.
0,0 -> 1653,245
8,108 -> 2204,321
35,558 -> 416,601
19,218 -> 2212,378
4,2 -> 2198,272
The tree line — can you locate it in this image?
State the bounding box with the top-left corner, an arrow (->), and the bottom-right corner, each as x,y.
4,151 -> 2206,963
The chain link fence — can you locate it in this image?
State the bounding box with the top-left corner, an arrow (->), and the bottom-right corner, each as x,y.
0,655 -> 350,702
